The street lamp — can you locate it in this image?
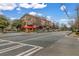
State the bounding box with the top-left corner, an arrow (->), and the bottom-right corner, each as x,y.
75,6 -> 79,31
60,4 -> 71,31
60,4 -> 70,19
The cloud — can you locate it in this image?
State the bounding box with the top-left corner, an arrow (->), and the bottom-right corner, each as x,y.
16,7 -> 21,11
59,18 -> 75,27
19,3 -> 32,8
60,18 -> 75,23
46,16 -> 53,22
60,5 -> 66,11
32,3 -> 47,9
19,3 -> 47,9
0,3 -> 47,11
29,12 -> 37,15
29,11 -> 43,16
38,13 -> 42,16
10,17 -> 17,20
0,3 -> 17,10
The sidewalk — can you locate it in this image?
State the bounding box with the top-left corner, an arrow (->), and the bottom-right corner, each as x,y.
33,36 -> 79,56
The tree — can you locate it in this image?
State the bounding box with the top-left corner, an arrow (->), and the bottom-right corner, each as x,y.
12,19 -> 23,31
60,23 -> 68,31
0,15 -> 9,33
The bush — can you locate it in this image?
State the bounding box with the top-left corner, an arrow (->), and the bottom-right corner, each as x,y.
75,30 -> 79,35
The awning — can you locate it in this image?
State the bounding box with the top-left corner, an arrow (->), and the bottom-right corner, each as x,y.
22,25 -> 36,29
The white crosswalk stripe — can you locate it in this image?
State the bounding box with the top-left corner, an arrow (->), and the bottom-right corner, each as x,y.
0,39 -> 43,56
0,42 -> 15,46
0,45 -> 25,54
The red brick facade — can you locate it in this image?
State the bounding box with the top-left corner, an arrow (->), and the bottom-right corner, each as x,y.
20,14 -> 53,32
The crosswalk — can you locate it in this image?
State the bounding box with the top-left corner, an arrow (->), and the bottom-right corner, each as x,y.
0,39 -> 43,56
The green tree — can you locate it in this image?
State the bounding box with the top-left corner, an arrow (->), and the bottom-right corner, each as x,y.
60,23 -> 68,31
0,15 -> 9,33
12,20 -> 23,31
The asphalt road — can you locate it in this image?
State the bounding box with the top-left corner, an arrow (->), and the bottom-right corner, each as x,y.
0,31 -> 75,56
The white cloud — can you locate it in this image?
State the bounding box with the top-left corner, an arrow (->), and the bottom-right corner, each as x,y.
29,12 -> 37,15
19,3 -> 32,8
37,13 -> 43,16
46,16 -> 53,22
32,3 -> 47,9
19,3 -> 47,9
47,16 -> 51,19
29,11 -> 43,16
16,7 -> 21,11
60,18 -> 75,22
59,18 -> 75,27
0,3 -> 47,11
0,3 -> 17,10
10,17 -> 17,20
60,5 -> 66,11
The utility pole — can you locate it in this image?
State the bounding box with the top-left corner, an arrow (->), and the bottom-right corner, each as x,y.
60,4 -> 70,19
75,6 -> 79,31
76,6 -> 79,20
60,4 -> 70,31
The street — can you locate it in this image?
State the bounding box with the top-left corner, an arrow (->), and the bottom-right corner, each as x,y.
0,31 -> 79,56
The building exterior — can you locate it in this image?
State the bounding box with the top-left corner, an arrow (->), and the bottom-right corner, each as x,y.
20,14 -> 53,32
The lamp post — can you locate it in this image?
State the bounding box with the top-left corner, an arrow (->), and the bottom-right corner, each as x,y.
60,4 -> 71,31
75,6 -> 79,31
60,4 -> 70,19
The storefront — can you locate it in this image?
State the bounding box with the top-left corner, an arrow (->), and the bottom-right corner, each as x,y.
22,25 -> 36,32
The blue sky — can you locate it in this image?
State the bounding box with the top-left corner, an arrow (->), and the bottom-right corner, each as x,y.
0,3 -> 78,25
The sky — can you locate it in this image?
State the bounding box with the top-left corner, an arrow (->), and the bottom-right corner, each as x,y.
0,3 -> 78,26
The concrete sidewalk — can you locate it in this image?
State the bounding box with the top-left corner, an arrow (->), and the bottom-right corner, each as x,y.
33,36 -> 79,56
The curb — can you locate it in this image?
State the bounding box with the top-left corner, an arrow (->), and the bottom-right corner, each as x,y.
66,32 -> 73,36
65,32 -> 73,37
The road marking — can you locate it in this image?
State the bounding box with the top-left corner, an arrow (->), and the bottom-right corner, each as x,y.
0,45 -> 25,54
0,39 -> 43,56
16,47 -> 38,56
0,40 -> 7,42
17,46 -> 43,56
24,47 -> 43,56
0,39 -> 14,43
0,42 -> 15,46
0,39 -> 42,48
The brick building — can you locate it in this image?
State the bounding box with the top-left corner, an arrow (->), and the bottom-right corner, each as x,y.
20,14 -> 53,32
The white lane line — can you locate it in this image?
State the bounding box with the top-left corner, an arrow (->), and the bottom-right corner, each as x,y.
17,47 -> 38,56
0,39 -> 42,48
0,39 -> 43,56
0,40 -> 7,42
0,39 -> 14,43
0,39 -> 10,42
0,42 -> 15,46
0,45 -> 25,54
24,47 -> 43,56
